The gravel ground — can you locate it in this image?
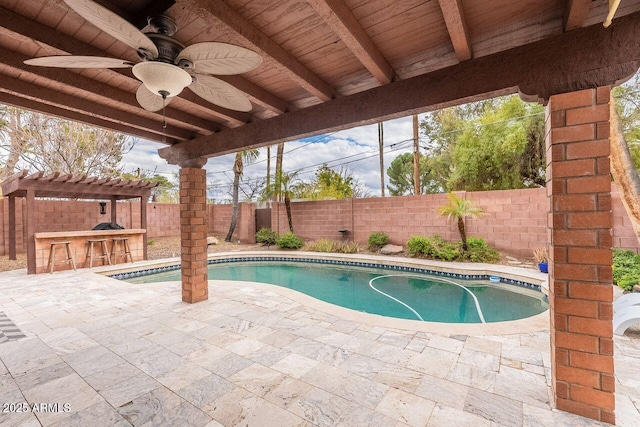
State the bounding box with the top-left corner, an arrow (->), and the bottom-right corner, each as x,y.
0,235 -> 537,272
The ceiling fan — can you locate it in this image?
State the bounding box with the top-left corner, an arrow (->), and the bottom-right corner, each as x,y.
24,0 -> 262,113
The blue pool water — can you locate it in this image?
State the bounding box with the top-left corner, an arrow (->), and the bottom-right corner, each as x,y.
125,261 -> 548,323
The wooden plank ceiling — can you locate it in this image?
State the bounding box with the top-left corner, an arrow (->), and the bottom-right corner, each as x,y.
1,0 -> 640,164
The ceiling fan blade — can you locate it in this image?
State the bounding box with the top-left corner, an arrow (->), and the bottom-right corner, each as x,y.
178,42 -> 262,75
24,55 -> 134,68
64,0 -> 158,57
189,74 -> 252,112
136,84 -> 173,112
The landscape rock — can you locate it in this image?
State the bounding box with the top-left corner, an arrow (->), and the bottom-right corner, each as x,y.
633,284 -> 640,293
207,236 -> 219,246
380,244 -> 403,255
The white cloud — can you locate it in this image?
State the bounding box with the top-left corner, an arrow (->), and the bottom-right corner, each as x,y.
122,113 -> 427,198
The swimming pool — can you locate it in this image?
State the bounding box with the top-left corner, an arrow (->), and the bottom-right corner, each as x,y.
123,260 -> 548,323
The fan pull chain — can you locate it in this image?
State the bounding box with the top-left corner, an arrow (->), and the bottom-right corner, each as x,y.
160,90 -> 169,144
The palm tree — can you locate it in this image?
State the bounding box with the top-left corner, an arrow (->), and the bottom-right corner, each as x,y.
225,149 -> 259,242
437,192 -> 484,252
263,170 -> 301,232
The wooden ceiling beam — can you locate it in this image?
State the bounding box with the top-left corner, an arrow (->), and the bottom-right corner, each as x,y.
0,48 -> 219,135
307,0 -> 395,84
160,11 -> 640,163
0,6 -> 248,126
0,92 -> 176,143
438,0 -> 473,62
0,75 -> 192,140
181,0 -> 337,101
564,0 -> 592,31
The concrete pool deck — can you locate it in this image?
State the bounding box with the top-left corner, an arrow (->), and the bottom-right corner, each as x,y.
0,255 -> 638,426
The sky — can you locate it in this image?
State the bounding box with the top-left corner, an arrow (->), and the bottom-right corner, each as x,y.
121,113 -> 428,202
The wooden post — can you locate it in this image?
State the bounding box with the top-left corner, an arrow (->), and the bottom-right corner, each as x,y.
110,196 -> 117,224
26,189 -> 35,274
8,196 -> 16,260
141,194 -> 148,260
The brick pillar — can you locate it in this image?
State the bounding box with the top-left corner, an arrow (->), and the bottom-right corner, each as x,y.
547,87 -> 614,423
179,159 -> 208,303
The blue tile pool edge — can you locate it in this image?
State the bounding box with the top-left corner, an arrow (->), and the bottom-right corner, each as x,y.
108,256 -> 543,293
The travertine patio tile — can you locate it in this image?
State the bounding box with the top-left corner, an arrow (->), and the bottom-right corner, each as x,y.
61,345 -> 124,377
458,348 -> 500,372
373,363 -> 422,393
49,400 -> 131,427
427,335 -> 465,354
464,336 -> 501,356
224,337 -> 267,356
334,374 -> 389,409
175,373 -> 234,408
207,352 -> 253,378
376,387 -> 435,427
264,376 -> 312,409
377,330 -> 413,348
271,353 -> 319,378
414,374 -> 470,410
245,344 -> 289,365
339,353 -> 386,378
426,404 -> 491,427
493,365 -> 549,408
289,387 -> 351,427
0,338 -> 62,377
332,402 -> 397,427
463,388 -> 523,426
118,387 -> 211,426
372,343 -> 415,365
98,373 -> 160,407
446,364 -> 497,392
13,362 -> 75,392
299,363 -> 350,392
156,362 -> 211,391
405,348 -> 456,379
260,330 -> 298,348
229,363 -> 286,397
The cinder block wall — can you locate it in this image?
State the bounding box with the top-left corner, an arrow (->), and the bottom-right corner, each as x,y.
1,187 -> 638,257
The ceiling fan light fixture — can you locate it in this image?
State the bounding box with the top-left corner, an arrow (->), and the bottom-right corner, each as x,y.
132,62 -> 192,97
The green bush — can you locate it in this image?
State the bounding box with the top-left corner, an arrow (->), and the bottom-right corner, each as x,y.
276,232 -> 304,249
368,231 -> 389,250
407,235 -> 497,263
256,227 -> 279,246
613,249 -> 640,291
407,236 -> 433,257
465,237 -> 500,263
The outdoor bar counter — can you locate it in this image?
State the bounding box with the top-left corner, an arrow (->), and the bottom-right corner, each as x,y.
34,229 -> 146,274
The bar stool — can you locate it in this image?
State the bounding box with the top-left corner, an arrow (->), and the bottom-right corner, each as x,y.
85,239 -> 111,268
111,237 -> 133,264
47,241 -> 76,273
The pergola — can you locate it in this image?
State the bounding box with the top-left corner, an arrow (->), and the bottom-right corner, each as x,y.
2,0 -> 640,423
0,170 -> 156,273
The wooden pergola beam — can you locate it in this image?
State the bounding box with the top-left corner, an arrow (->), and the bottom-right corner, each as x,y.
564,0 -> 592,31
438,0 -> 473,62
0,92 -> 178,144
160,11 -> 640,163
307,0 -> 395,84
181,0 -> 337,101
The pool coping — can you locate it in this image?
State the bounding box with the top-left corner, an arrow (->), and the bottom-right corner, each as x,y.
95,251 -> 551,335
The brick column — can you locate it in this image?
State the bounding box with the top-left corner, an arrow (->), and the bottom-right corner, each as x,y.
547,87 -> 614,423
179,158 -> 208,303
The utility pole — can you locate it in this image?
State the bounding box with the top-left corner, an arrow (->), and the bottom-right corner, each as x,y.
413,114 -> 421,195
378,122 -> 385,197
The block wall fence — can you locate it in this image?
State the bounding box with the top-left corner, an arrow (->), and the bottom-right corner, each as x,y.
1,187 -> 638,257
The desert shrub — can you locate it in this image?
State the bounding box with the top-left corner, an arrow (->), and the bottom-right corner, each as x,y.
613,249 -> 640,291
256,228 -> 278,246
465,237 -> 500,263
368,231 -> 389,250
407,236 -> 433,257
304,239 -> 336,252
276,232 -> 304,249
337,241 -> 360,254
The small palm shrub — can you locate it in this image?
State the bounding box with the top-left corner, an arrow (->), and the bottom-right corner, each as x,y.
368,231 -> 389,250
613,249 -> 640,291
256,227 -> 278,246
276,232 -> 304,249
